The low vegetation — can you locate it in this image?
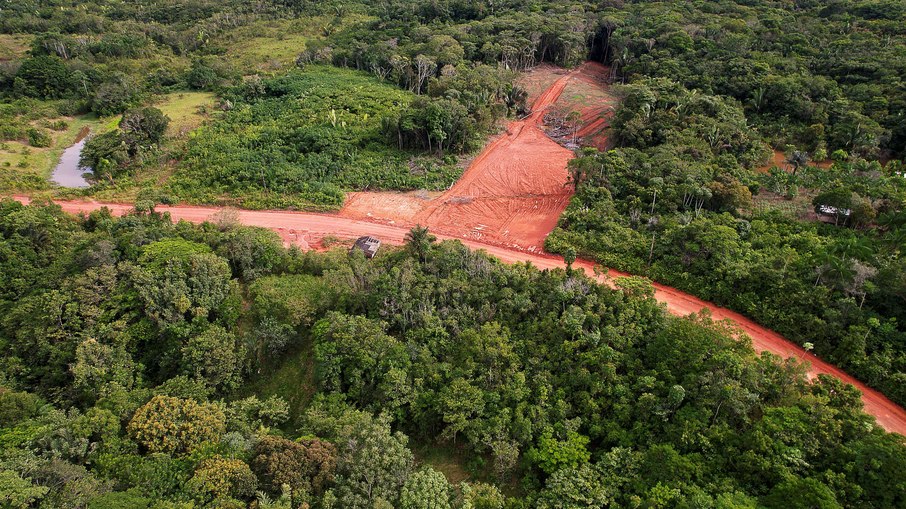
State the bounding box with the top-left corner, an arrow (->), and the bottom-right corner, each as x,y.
170,67 -> 463,210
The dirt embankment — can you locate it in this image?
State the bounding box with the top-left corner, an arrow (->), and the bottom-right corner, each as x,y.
11,195 -> 906,435
409,67 -> 577,251
543,61 -> 615,150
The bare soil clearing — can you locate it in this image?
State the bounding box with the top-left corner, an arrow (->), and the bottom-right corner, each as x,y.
339,62 -> 612,251
757,149 -> 833,174
340,190 -> 441,224
410,65 -> 578,250
11,195 -> 906,435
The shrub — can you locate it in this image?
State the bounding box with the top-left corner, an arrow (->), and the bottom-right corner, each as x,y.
27,127 -> 52,148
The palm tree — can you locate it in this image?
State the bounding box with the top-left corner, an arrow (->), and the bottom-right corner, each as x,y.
877,211 -> 906,231
814,251 -> 854,289
749,87 -> 766,113
405,225 -> 436,262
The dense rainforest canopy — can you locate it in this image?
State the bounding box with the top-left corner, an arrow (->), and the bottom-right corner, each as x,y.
1,0 -> 906,507
0,199 -> 904,508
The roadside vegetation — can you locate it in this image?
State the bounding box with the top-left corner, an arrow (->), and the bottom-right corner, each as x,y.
0,200 -> 904,508
1,1 -> 906,507
170,67 -> 465,210
542,2 -> 906,412
0,0 -> 526,206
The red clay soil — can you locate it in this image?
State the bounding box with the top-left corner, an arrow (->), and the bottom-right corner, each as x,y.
410,67 -> 578,250
339,62 -> 615,250
549,61 -> 615,150
340,191 -> 440,224
757,149 -> 834,174
10,194 -> 906,434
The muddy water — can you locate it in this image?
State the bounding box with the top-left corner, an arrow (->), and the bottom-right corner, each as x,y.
50,127 -> 93,188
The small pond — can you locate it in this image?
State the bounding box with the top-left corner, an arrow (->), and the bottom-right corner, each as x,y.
50,127 -> 93,188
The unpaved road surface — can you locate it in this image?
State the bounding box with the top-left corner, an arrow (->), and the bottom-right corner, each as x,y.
341,62 -> 613,252
10,195 -> 906,435
410,67 -> 575,251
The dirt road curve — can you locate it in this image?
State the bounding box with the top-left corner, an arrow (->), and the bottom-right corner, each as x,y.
10,195 -> 906,434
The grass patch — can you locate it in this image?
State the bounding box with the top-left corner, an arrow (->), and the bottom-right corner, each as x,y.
153,91 -> 216,138
170,65 -> 462,210
216,15 -> 372,72
412,442 -> 473,485
0,34 -> 31,61
218,17 -> 337,72
227,33 -> 310,72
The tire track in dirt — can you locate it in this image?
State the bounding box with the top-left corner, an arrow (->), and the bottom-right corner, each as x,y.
10,194 -> 906,434
409,66 -> 581,250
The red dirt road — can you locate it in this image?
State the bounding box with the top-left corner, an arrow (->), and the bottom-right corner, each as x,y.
339,63 -> 614,251
9,195 -> 906,434
410,68 -> 575,251
341,64 -> 604,252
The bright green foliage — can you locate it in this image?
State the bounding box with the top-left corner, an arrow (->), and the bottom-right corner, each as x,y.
26,127 -> 51,148
0,204 -> 904,507
139,239 -> 212,270
535,463 -> 610,509
12,55 -> 74,99
332,413 -> 414,508
215,226 -> 284,281
180,325 -> 246,392
313,313 -> 412,412
87,490 -> 152,509
399,468 -> 452,509
79,130 -> 130,184
224,395 -> 290,434
526,429 -> 591,475
127,395 -> 226,455
762,478 -> 842,509
549,144 -> 906,408
0,388 -> 42,427
172,66 -> 460,210
72,338 -> 137,395
251,274 -> 334,329
438,378 -> 484,444
132,242 -> 235,327
458,482 -> 505,509
0,469 -> 49,508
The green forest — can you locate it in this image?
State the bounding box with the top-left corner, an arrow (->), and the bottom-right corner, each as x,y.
1,200 -> 904,508
2,0 -> 906,507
